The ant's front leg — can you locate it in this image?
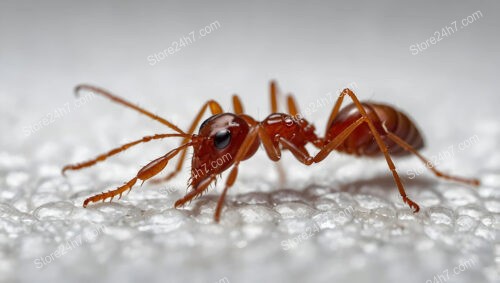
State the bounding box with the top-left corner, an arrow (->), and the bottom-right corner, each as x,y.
83,143 -> 190,207
174,174 -> 218,208
214,126 -> 260,222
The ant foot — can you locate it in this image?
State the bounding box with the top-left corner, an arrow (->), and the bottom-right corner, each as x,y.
403,196 -> 420,213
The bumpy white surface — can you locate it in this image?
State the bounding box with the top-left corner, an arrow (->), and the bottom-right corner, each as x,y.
1,113 -> 500,283
1,1 -> 500,283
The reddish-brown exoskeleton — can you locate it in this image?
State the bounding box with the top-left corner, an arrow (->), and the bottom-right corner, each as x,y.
62,82 -> 480,222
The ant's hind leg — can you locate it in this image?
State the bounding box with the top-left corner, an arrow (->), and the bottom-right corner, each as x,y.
318,88 -> 421,212
383,126 -> 480,186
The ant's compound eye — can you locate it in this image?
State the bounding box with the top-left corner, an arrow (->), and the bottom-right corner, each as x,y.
214,129 -> 231,149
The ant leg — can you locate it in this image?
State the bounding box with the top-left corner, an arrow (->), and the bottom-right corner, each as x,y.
273,134 -> 316,185
83,142 -> 191,207
270,80 -> 279,113
259,126 -> 314,186
318,88 -> 420,213
268,92 -> 301,185
62,133 -> 190,175
174,174 -> 218,208
214,126 -> 260,222
173,127 -> 267,214
275,162 -> 287,185
272,81 -> 309,172
213,125 -> 316,221
314,116 -> 367,162
232,95 -> 244,114
287,93 -> 324,149
257,126 -> 281,161
271,80 -> 300,116
286,95 -> 299,117
279,138 -> 314,165
75,85 -> 185,134
258,124 -> 315,166
324,88 -> 350,136
258,124 -> 286,184
150,100 -> 223,184
383,126 -> 480,186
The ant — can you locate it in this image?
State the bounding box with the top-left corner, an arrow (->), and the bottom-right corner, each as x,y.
62,81 -> 480,222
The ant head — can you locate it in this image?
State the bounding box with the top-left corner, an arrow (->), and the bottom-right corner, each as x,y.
189,113 -> 259,189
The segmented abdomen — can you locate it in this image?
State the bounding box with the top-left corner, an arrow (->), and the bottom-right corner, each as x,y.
325,102 -> 424,156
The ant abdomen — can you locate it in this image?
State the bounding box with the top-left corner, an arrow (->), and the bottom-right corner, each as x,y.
326,102 -> 424,156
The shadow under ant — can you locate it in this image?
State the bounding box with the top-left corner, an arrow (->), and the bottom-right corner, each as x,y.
185,173 -> 441,217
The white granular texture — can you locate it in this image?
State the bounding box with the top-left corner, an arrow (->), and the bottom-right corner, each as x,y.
1,108 -> 499,283
2,75 -> 500,283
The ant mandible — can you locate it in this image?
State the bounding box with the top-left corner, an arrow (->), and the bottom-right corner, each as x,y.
62,81 -> 480,222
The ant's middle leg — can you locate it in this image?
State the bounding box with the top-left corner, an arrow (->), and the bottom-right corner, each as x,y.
273,90 -> 303,184
257,126 -> 315,166
212,123 -> 317,221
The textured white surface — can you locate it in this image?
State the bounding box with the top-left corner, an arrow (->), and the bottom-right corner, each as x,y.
1,144 -> 500,283
1,1 -> 500,283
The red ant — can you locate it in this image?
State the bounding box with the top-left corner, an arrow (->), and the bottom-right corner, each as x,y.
62,81 -> 480,222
